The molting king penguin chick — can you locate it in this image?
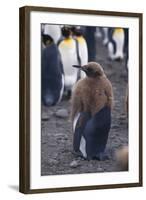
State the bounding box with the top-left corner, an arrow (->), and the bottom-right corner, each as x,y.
71,62 -> 114,160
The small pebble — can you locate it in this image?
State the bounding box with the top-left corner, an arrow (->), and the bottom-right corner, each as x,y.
97,167 -> 104,172
56,133 -> 68,141
42,113 -> 50,121
70,160 -> 79,168
55,109 -> 69,118
112,124 -> 119,129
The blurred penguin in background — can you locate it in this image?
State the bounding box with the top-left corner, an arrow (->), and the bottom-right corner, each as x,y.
71,62 -> 114,160
71,26 -> 88,66
43,24 -> 61,44
123,28 -> 129,71
95,27 -> 103,39
58,26 -> 80,98
102,27 -> 109,45
115,146 -> 128,171
84,26 -> 97,62
107,28 -> 125,61
71,26 -> 88,79
41,34 -> 64,106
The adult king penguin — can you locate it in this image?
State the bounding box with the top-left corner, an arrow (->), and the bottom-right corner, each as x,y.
107,28 -> 125,61
58,26 -> 79,97
71,26 -> 88,79
84,27 -> 97,62
41,34 -> 64,106
43,24 -> 61,44
71,62 -> 114,160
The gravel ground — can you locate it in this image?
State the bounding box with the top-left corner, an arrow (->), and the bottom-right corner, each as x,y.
41,38 -> 128,176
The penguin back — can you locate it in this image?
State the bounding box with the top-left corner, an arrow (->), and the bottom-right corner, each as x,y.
41,43 -> 64,106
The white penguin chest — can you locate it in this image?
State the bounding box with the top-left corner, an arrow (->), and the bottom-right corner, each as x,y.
59,39 -> 79,88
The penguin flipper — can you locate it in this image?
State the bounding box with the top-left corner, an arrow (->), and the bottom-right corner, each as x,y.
73,112 -> 91,158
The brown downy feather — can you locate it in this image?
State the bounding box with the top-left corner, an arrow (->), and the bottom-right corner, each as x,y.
71,62 -> 114,122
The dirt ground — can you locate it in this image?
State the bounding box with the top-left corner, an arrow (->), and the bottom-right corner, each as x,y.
41,38 -> 128,176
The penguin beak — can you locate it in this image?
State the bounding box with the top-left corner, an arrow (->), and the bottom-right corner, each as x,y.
72,65 -> 82,69
72,65 -> 87,73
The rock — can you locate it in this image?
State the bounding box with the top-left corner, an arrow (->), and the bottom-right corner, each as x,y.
118,116 -> 126,121
42,113 -> 50,121
110,135 -> 116,139
56,133 -> 68,141
48,158 -> 59,165
88,163 -> 94,168
42,141 -> 47,145
55,109 -> 69,118
70,160 -> 79,168
111,124 -> 119,129
53,153 -> 59,159
97,167 -> 104,172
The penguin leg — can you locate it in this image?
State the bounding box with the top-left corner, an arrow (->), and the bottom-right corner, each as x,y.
63,87 -> 72,100
67,90 -> 72,99
94,152 -> 110,161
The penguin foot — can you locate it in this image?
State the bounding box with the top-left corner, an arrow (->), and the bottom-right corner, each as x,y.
62,90 -> 72,100
43,94 -> 55,106
107,56 -> 123,62
94,152 -> 110,161
72,150 -> 83,158
114,57 -> 123,62
107,56 -> 113,62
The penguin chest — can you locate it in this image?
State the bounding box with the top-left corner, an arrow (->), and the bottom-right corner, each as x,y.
113,28 -> 125,58
59,39 -> 78,70
82,87 -> 107,115
93,89 -> 108,112
59,40 -> 79,88
77,37 -> 88,65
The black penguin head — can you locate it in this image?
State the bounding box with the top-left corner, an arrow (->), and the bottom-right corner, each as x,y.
71,26 -> 84,37
73,62 -> 104,78
42,34 -> 54,46
61,26 -> 72,38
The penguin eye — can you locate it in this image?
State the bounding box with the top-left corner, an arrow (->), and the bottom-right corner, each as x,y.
87,68 -> 94,73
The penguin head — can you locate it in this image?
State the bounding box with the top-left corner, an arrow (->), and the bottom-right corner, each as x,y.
71,26 -> 84,37
61,26 -> 72,38
42,34 -> 54,46
73,62 -> 104,78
